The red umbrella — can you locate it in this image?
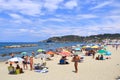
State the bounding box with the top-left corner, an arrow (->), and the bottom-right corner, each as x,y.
59,50 -> 71,56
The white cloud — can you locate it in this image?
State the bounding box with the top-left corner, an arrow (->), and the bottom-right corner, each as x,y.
43,0 -> 64,11
76,14 -> 98,19
64,0 -> 78,9
0,0 -> 42,16
44,18 -> 65,22
9,13 -> 22,19
90,1 -> 113,10
8,13 -> 32,24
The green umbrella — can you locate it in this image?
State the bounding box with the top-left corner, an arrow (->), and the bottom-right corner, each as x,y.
37,49 -> 44,52
97,49 -> 106,55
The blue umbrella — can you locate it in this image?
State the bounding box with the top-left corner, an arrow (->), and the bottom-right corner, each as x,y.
74,47 -> 81,51
85,48 -> 92,51
105,51 -> 111,56
21,52 -> 27,56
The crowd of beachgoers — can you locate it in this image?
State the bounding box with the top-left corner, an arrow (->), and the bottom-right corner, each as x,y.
6,43 -> 120,75
0,43 -> 120,80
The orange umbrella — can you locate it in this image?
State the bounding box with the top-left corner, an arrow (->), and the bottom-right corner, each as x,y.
47,51 -> 54,55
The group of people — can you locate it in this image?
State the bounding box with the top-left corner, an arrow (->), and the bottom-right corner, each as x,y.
59,55 -> 81,73
95,54 -> 104,60
8,64 -> 24,74
22,55 -> 34,71
8,55 -> 34,75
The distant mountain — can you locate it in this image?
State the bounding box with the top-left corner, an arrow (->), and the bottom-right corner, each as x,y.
42,33 -> 120,43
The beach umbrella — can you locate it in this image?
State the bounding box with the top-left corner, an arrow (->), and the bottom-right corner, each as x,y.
35,54 -> 50,59
97,49 -> 106,55
21,52 -> 27,56
85,47 -> 92,51
47,51 -> 54,55
59,51 -> 71,56
105,51 -> 112,56
91,45 -> 99,49
82,45 -> 90,48
74,47 -> 81,51
37,49 -> 44,52
73,51 -> 82,55
8,57 -> 24,62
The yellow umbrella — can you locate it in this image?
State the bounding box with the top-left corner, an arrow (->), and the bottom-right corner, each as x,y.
82,45 -> 90,48
91,45 -> 99,48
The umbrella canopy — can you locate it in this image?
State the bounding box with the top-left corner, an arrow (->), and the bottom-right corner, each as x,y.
91,45 -> 99,49
97,49 -> 106,55
8,57 -> 24,62
59,51 -> 71,56
37,49 -> 45,52
82,45 -> 90,48
47,51 -> 54,55
35,54 -> 50,59
21,52 -> 27,56
74,47 -> 81,51
105,51 -> 112,56
85,47 -> 93,51
73,51 -> 82,55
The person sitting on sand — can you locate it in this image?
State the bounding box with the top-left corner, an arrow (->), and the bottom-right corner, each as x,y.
95,55 -> 100,60
16,64 -> 20,69
59,56 -> 69,64
8,64 -> 15,74
72,55 -> 80,73
15,64 -> 21,74
15,64 -> 24,74
99,55 -> 105,60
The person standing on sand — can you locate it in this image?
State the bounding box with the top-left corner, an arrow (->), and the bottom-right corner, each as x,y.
32,51 -> 35,57
22,55 -> 28,70
72,55 -> 80,73
29,56 -> 33,71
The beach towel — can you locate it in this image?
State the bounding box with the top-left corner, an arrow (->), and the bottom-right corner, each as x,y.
34,68 -> 48,73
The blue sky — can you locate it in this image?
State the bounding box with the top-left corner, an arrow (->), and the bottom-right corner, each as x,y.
0,0 -> 120,42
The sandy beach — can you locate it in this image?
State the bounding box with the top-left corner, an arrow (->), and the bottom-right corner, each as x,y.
0,45 -> 120,80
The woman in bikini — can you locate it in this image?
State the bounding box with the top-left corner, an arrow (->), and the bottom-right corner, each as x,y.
72,55 -> 80,73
